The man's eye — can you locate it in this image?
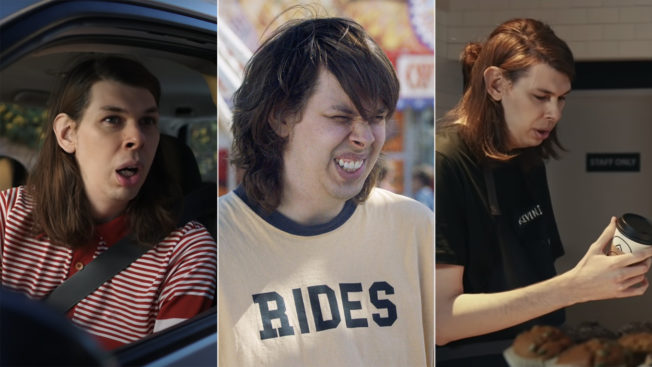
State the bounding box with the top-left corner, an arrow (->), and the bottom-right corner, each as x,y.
141,117 -> 158,125
102,116 -> 121,124
534,95 -> 548,101
331,115 -> 351,122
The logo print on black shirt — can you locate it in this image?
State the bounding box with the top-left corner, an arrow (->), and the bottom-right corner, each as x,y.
517,204 -> 543,227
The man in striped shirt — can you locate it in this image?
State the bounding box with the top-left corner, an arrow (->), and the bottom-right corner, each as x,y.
0,56 -> 216,350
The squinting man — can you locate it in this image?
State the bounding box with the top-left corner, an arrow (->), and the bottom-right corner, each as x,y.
219,16 -> 434,366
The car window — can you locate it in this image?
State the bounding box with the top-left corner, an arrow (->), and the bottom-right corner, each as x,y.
0,102 -> 43,186
187,118 -> 218,183
0,102 -> 45,149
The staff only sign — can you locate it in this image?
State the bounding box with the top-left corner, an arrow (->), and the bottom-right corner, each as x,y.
396,54 -> 434,109
586,153 -> 641,172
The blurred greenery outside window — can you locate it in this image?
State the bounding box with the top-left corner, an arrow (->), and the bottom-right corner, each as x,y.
0,103 -> 47,149
187,119 -> 217,183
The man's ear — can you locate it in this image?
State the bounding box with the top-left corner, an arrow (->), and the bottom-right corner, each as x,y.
268,110 -> 292,138
53,113 -> 77,153
483,66 -> 508,101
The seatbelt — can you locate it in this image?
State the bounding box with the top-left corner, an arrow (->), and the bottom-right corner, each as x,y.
44,236 -> 149,313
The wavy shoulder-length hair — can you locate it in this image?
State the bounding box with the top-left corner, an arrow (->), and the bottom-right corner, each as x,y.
443,18 -> 575,163
27,56 -> 181,248
230,15 -> 400,213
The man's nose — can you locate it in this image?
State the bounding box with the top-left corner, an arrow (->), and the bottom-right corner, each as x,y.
545,101 -> 563,122
349,120 -> 375,148
123,122 -> 145,149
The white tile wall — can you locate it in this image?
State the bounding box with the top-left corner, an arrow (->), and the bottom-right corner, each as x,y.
603,24 -> 636,40
438,1 -> 652,61
587,8 -> 620,23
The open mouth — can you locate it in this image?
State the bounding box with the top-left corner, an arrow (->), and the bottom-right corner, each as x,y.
535,129 -> 550,139
117,166 -> 139,177
336,158 -> 364,172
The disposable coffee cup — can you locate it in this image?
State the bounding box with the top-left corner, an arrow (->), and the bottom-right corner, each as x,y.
611,213 -> 652,254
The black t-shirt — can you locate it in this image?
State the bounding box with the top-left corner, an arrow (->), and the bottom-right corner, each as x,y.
436,124 -> 565,346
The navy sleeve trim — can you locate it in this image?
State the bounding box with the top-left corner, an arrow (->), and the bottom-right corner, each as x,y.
234,186 -> 357,236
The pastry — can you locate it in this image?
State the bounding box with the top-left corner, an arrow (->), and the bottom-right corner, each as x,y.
619,332 -> 652,367
555,338 -> 626,367
618,322 -> 652,336
564,321 -> 616,343
512,325 -> 574,360
619,332 -> 652,354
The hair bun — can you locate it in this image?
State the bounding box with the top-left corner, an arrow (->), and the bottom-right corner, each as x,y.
460,42 -> 482,90
461,42 -> 482,69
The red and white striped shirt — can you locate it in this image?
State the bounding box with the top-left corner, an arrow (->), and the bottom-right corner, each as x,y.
0,186 -> 216,350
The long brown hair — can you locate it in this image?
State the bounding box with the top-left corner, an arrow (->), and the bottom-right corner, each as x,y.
230,15 -> 400,213
443,18 -> 575,162
27,56 -> 181,248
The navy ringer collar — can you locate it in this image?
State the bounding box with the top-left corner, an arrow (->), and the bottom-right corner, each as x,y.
234,186 -> 357,236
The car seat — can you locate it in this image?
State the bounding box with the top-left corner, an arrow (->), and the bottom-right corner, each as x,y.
158,134 -> 217,239
0,156 -> 28,190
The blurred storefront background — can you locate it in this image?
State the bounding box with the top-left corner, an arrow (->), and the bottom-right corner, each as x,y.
218,0 -> 434,200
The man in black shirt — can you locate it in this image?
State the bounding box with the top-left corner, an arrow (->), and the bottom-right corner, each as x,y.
435,18 -> 652,366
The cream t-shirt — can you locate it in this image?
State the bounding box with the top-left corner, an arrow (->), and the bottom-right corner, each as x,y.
218,187 -> 433,366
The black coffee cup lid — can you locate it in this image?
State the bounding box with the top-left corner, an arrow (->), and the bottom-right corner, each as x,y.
617,213 -> 652,245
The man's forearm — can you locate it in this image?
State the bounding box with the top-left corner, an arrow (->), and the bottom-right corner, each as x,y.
437,272 -> 574,345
